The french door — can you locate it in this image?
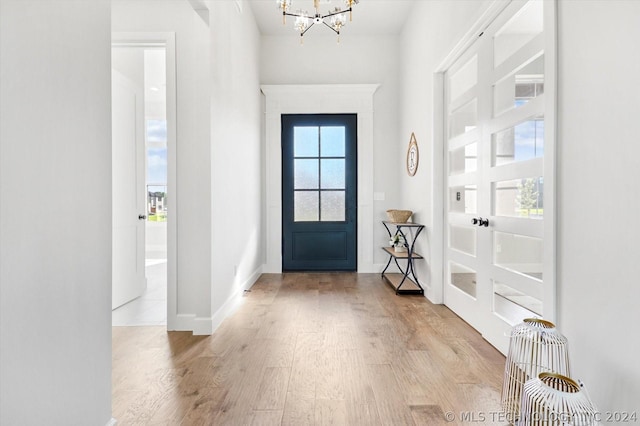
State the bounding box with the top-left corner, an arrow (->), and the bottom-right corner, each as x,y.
444,0 -> 555,354
282,114 -> 358,271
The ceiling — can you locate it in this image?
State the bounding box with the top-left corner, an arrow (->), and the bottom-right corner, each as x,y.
245,0 -> 417,37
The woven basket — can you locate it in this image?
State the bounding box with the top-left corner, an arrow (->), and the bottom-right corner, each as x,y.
386,209 -> 412,223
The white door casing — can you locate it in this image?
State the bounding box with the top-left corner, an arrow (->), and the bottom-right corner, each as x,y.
261,84 -> 379,274
112,32 -> 177,329
112,69 -> 146,309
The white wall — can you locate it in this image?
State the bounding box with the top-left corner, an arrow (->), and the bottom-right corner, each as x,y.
260,34 -> 401,267
112,0 -> 213,329
556,0 -> 640,413
0,0 -> 112,424
398,0 -> 492,300
208,1 -> 264,327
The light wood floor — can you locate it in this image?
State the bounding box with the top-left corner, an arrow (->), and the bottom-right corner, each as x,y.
113,273 -> 506,425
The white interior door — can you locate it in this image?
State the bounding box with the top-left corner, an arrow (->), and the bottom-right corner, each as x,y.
112,69 -> 146,310
444,0 -> 555,354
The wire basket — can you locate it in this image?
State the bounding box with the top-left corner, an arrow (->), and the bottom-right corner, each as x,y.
386,209 -> 412,223
502,319 -> 571,423
518,373 -> 598,425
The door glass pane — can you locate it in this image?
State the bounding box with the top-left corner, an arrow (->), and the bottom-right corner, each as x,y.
449,55 -> 478,101
294,126 -> 319,157
450,262 -> 476,297
294,159 -> 319,189
147,185 -> 167,222
320,127 -> 345,157
494,54 -> 545,116
493,118 -> 544,166
494,177 -> 543,218
321,191 -> 345,221
449,99 -> 477,138
450,185 -> 477,214
147,184 -> 167,222
320,159 -> 345,189
146,119 -> 167,143
147,147 -> 167,182
493,280 -> 542,325
294,191 -> 319,221
450,143 -> 478,175
450,225 -> 476,256
494,0 -> 544,67
494,231 -> 543,279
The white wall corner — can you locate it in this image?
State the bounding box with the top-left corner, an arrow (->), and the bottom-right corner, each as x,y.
105,418 -> 117,426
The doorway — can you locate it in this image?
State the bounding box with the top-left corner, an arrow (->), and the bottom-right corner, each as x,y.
111,34 -> 176,327
442,0 -> 556,354
281,114 -> 358,271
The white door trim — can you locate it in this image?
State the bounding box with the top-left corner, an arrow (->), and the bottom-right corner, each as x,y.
261,84 -> 379,273
111,32 -> 178,330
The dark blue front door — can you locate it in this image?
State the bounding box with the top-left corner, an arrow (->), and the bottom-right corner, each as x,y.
282,114 -> 357,271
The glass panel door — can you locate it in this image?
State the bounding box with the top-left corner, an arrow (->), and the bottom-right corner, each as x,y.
282,114 -> 357,271
444,0 -> 554,354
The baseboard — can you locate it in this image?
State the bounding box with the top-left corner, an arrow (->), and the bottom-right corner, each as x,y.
261,262 -> 281,274
170,266 -> 263,335
105,418 -> 117,426
172,314 -> 215,335
204,265 -> 263,335
172,313 -> 196,331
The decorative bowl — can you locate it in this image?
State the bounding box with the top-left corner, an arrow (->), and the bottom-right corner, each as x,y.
386,209 -> 412,223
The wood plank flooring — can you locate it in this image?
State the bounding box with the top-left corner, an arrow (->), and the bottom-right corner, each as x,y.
113,273 -> 506,425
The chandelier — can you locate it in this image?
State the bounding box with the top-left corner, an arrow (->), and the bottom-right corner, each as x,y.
277,0 -> 359,43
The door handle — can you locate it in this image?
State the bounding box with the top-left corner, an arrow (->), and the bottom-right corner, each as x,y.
138,214 -> 147,220
471,217 -> 489,227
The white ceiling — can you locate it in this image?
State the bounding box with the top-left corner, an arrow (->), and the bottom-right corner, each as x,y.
245,0 -> 417,36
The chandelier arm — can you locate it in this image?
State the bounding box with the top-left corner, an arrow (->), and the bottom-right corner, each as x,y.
321,20 -> 340,35
301,21 -> 316,36
284,11 -> 307,18
321,7 -> 352,19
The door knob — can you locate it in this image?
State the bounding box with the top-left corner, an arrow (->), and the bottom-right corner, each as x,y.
138,214 -> 147,220
471,217 -> 489,227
